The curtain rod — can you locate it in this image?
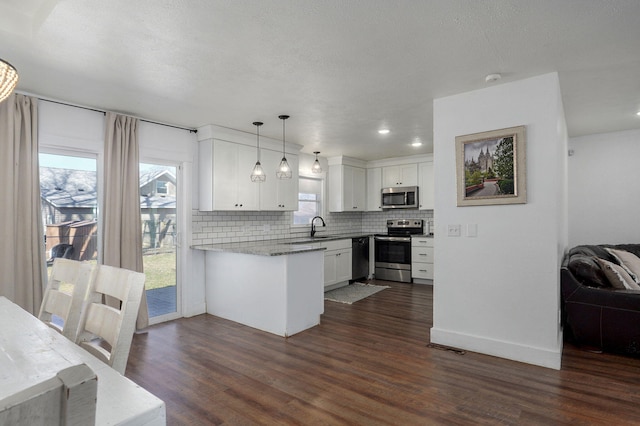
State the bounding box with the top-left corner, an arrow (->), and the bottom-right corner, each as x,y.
37,98 -> 198,134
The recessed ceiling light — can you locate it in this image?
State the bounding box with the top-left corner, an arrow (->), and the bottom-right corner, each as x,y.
378,129 -> 390,135
411,141 -> 422,147
636,111 -> 640,116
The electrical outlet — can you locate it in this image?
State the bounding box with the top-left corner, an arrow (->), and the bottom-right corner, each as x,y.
447,224 -> 461,237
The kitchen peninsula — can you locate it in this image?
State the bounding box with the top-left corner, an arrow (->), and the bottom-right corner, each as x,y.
194,240 -> 325,337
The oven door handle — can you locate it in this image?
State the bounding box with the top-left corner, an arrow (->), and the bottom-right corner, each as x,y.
374,236 -> 411,242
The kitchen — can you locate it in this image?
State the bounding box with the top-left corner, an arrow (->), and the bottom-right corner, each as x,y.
191,124 -> 435,336
3,2 -> 640,423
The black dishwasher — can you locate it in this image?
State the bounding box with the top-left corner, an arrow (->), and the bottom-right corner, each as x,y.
351,237 -> 370,281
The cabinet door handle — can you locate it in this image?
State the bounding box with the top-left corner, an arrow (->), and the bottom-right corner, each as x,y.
419,269 -> 428,272
419,253 -> 428,256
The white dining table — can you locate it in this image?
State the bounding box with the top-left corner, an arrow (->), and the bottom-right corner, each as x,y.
0,296 -> 166,425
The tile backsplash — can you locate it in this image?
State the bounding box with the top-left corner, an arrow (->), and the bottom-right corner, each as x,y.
191,209 -> 434,245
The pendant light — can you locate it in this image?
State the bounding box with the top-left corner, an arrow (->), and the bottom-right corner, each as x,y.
312,151 -> 322,173
250,121 -> 266,183
276,114 -> 292,179
0,58 -> 19,103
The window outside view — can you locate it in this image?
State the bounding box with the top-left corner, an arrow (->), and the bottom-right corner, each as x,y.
39,154 -> 178,319
140,163 -> 178,318
294,176 -> 323,225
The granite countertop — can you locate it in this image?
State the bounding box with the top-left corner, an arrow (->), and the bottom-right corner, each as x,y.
191,233 -> 372,256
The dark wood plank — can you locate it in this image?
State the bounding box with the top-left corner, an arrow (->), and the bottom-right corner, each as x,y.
126,281 -> 640,425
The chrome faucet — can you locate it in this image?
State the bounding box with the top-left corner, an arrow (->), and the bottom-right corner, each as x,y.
310,216 -> 326,237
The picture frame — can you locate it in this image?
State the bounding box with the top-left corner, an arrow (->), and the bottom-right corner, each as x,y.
456,125 -> 526,207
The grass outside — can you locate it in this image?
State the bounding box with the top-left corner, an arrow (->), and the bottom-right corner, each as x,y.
48,252 -> 176,292
143,252 -> 176,290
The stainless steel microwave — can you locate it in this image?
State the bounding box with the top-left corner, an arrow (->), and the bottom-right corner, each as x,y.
381,186 -> 419,209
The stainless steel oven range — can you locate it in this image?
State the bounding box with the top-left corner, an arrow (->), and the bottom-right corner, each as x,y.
374,219 -> 423,283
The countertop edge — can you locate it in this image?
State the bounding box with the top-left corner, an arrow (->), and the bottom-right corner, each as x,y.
191,233 -> 373,256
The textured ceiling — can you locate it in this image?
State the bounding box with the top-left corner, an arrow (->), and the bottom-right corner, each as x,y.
2,0 -> 640,160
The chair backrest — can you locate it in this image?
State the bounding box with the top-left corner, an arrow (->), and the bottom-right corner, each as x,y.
38,258 -> 96,341
76,264 -> 146,375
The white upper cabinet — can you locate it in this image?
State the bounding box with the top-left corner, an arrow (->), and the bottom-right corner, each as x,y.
199,139 -> 260,211
382,164 -> 418,187
328,164 -> 366,212
418,161 -> 434,210
366,167 -> 383,211
259,149 -> 299,211
197,124 -> 304,212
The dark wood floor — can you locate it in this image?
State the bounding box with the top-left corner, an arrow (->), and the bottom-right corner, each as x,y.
126,281 -> 640,425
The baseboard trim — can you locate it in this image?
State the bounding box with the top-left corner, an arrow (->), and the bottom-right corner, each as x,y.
430,327 -> 562,370
183,302 -> 207,318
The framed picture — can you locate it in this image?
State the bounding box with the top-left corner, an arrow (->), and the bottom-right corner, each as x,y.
456,125 -> 526,206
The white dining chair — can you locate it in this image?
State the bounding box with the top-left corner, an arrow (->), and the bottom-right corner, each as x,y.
38,258 -> 96,342
75,264 -> 146,375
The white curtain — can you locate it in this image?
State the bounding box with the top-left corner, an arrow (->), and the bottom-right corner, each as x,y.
102,112 -> 148,329
0,94 -> 46,314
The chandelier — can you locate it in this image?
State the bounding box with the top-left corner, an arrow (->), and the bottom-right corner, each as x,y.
0,59 -> 19,103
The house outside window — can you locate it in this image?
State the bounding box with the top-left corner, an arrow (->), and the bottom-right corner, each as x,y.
294,176 -> 323,225
39,153 -> 98,265
156,180 -> 168,195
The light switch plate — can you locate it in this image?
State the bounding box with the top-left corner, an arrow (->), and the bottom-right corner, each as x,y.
467,224 -> 478,237
447,224 -> 461,237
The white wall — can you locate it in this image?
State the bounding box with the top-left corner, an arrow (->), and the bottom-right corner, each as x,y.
37,100 -> 205,318
431,73 -> 568,369
568,129 -> 640,246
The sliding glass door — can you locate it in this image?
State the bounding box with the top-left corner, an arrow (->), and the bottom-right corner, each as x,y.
140,162 -> 180,323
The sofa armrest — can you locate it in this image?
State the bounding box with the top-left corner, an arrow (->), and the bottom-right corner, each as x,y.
562,266 -> 640,354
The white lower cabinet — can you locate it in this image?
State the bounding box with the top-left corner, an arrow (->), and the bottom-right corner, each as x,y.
411,236 -> 433,283
321,239 -> 352,289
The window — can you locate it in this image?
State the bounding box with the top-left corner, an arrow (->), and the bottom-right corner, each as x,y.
294,176 -> 323,225
156,180 -> 168,194
39,152 -> 98,274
